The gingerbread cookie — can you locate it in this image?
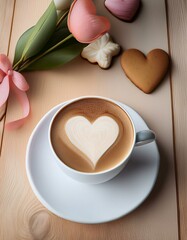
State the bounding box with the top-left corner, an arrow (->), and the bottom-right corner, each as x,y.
120,49 -> 170,93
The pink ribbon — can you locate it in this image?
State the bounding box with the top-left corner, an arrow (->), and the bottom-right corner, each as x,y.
0,54 -> 30,130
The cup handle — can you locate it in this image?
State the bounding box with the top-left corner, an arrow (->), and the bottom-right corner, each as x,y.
135,130 -> 156,146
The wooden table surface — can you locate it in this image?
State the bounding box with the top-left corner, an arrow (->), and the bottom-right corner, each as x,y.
0,0 -> 187,239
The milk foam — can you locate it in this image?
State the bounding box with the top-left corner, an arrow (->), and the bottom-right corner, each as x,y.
65,116 -> 119,168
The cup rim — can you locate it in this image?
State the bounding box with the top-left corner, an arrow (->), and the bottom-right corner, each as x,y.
48,96 -> 136,176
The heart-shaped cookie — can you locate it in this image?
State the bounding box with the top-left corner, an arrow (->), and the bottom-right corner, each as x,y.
65,116 -> 119,169
105,0 -> 140,22
121,49 -> 170,93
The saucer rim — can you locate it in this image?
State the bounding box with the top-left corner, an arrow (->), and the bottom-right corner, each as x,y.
26,100 -> 160,224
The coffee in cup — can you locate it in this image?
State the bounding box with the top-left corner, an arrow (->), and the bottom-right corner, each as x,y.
50,97 -> 134,173
49,96 -> 155,184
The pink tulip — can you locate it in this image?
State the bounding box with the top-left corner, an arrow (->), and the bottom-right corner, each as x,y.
68,0 -> 110,43
105,0 -> 140,21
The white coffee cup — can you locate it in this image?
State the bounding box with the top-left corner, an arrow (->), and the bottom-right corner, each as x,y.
49,96 -> 155,184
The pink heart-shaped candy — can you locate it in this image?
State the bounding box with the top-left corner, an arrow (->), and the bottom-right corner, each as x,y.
105,0 -> 140,22
68,0 -> 110,43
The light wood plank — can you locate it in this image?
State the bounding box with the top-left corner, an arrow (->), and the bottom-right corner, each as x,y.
0,0 -> 15,53
0,0 -> 15,151
0,0 -> 179,239
167,0 -> 187,239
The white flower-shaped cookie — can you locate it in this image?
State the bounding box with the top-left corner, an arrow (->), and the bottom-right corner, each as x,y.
81,33 -> 120,69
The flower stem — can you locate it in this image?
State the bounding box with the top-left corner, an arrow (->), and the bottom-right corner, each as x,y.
17,33 -> 73,72
56,10 -> 69,28
13,58 -> 24,71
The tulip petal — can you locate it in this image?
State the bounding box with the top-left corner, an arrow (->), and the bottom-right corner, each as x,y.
68,0 -> 110,43
0,76 -> 10,107
105,0 -> 140,21
0,54 -> 12,73
54,0 -> 71,10
12,71 -> 29,91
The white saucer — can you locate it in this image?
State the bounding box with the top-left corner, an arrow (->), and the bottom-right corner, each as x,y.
26,102 -> 159,224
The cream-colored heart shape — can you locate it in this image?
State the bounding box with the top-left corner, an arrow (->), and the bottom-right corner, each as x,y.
65,116 -> 119,169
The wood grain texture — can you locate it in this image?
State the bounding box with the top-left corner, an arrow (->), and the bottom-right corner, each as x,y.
0,0 -> 15,152
0,0 -> 15,53
0,0 -> 179,239
167,0 -> 187,239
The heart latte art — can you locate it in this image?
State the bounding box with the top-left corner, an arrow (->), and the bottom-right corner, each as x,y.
65,116 -> 119,168
50,98 -> 134,173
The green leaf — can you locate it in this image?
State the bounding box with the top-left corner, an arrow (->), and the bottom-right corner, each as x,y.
13,27 -> 34,65
41,15 -> 70,52
43,25 -> 70,51
23,42 -> 86,71
21,1 -> 57,60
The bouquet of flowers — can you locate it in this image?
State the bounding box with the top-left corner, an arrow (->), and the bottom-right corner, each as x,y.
0,0 -> 110,129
